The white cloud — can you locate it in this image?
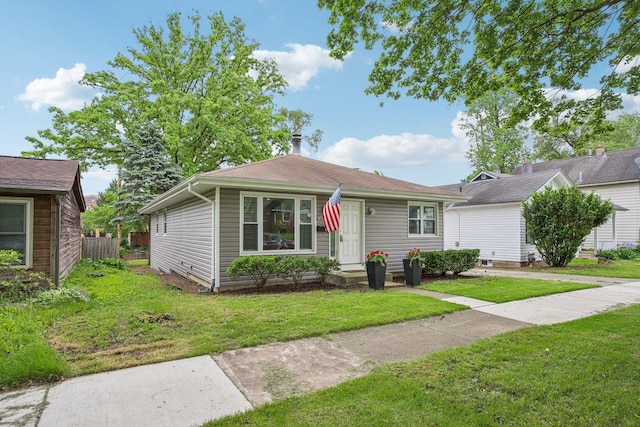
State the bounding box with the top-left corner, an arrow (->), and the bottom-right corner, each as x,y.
83,167 -> 118,182
615,55 -> 640,73
17,63 -> 96,111
318,132 -> 465,172
253,43 -> 348,91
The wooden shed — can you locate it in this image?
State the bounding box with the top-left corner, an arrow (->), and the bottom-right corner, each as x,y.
0,156 -> 86,285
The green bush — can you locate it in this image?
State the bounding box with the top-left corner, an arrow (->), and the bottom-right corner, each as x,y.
0,250 -> 54,304
598,247 -> 639,261
277,256 -> 310,289
308,257 -> 341,284
447,249 -> 481,275
421,249 -> 480,276
227,256 -> 282,291
32,287 -> 89,306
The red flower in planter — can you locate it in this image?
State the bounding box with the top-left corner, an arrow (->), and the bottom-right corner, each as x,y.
365,250 -> 389,266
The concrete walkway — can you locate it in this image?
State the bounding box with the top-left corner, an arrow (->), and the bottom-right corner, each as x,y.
2,271 -> 640,426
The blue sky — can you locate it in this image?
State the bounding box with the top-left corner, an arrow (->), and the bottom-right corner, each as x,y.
2,1 -> 639,196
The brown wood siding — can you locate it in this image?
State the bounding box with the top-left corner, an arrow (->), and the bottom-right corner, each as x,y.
58,191 -> 82,278
30,195 -> 53,276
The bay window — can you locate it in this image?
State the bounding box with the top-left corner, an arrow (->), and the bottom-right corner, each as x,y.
241,193 -> 315,253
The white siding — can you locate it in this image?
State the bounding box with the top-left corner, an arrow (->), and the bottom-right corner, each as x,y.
582,182 -> 640,248
444,203 -> 527,263
149,193 -> 214,285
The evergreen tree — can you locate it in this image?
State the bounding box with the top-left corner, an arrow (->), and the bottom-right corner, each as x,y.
112,123 -> 183,231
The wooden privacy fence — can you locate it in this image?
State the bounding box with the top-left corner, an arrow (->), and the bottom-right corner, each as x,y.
82,237 -> 120,260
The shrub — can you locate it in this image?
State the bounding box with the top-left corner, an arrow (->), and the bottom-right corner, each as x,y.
277,256 -> 310,289
227,256 -> 282,291
615,247 -> 638,260
421,249 -> 480,276
447,249 -> 480,275
522,186 -> 613,267
422,251 -> 447,275
0,250 -> 54,304
308,257 -> 341,284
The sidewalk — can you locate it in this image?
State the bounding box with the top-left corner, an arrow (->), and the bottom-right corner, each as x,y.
2,271 -> 640,426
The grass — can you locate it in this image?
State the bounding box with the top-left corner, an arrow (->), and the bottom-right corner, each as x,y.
419,276 -> 597,303
0,261 -> 465,388
531,258 -> 640,279
208,304 -> 640,426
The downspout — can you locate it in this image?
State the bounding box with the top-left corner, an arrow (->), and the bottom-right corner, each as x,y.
54,195 -> 61,287
214,187 -> 220,292
187,183 -> 217,292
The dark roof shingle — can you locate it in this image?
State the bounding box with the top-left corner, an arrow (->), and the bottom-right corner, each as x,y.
0,156 -> 81,193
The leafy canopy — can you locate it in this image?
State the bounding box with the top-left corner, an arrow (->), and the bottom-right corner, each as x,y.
319,1 -> 639,129
522,186 -> 613,267
25,11 -> 294,174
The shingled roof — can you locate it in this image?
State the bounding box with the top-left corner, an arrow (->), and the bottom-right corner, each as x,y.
0,156 -> 85,210
437,169 -> 570,207
513,146 -> 640,186
141,154 -> 466,213
200,154 -> 459,197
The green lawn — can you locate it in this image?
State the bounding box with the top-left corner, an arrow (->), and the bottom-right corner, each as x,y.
209,304 -> 640,426
419,276 -> 596,303
532,258 -> 640,279
0,261 -> 465,388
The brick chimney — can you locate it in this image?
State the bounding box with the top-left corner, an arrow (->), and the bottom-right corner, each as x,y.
292,133 -> 302,155
521,158 -> 533,174
595,145 -> 605,156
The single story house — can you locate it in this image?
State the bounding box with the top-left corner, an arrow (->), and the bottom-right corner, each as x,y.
512,146 -> 640,250
0,156 -> 86,285
140,153 -> 466,291
438,169 -> 575,267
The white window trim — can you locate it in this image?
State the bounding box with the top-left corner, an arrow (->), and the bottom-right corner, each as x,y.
240,192 -> 316,255
0,197 -> 34,268
162,210 -> 167,235
408,201 -> 438,237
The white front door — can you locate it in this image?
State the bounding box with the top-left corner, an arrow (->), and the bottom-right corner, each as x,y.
338,200 -> 363,268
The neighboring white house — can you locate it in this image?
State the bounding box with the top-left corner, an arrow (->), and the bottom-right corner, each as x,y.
438,169 -> 574,267
140,151 -> 466,291
512,146 -> 640,250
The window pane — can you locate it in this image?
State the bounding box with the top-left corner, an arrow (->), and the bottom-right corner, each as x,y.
423,206 -> 435,220
0,235 -> 26,255
243,224 -> 258,251
263,198 -> 295,251
409,219 -> 420,234
408,205 -> 420,219
299,200 -> 312,224
300,224 -> 312,250
423,219 -> 435,235
244,197 -> 257,222
0,204 -> 25,233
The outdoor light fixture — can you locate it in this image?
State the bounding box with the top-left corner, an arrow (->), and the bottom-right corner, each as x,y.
368,208 -> 376,215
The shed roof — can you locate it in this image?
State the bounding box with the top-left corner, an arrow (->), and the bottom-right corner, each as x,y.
0,156 -> 85,210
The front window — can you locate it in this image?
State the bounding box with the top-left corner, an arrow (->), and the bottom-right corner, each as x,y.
241,194 -> 315,253
0,198 -> 33,267
408,203 -> 437,236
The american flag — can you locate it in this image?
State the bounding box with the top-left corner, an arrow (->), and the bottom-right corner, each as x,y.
322,184 -> 341,233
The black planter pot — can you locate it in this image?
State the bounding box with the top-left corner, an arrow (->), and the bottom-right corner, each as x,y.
403,258 -> 422,286
366,261 -> 386,290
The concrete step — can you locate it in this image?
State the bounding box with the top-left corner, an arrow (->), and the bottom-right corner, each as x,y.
326,270 -> 393,286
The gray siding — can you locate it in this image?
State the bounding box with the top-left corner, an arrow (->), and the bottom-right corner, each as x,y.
364,198 -> 444,273
150,192 -> 214,284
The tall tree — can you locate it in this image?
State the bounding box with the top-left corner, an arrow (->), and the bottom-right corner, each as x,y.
25,11 -> 293,174
280,108 -> 323,151
112,123 -> 183,231
599,112 -> 640,151
461,91 -> 529,178
319,1 -> 638,131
